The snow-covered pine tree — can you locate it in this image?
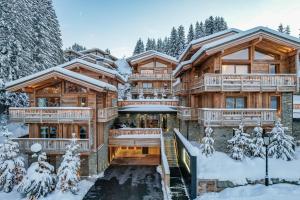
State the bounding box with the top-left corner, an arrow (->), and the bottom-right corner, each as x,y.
168,27 -> 178,57
162,37 -> 170,55
57,133 -> 80,194
285,25 -> 291,35
194,21 -> 205,39
0,126 -> 26,192
278,23 -> 284,33
146,38 -> 153,51
177,25 -> 186,56
250,124 -> 265,158
156,38 -> 164,53
201,126 -> 215,157
227,122 -> 252,160
18,144 -> 56,199
214,16 -> 228,32
268,119 -> 295,161
187,24 -> 194,43
133,38 -> 145,55
68,43 -> 86,51
204,16 -> 215,36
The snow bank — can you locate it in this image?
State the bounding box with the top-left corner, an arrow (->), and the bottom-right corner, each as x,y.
196,146 -> 300,185
174,128 -> 198,156
196,184 -> 300,200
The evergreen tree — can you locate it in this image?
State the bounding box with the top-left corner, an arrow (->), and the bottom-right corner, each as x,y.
18,144 -> 56,199
146,38 -> 152,51
228,122 -> 252,160
156,38 -> 164,53
195,21 -> 205,39
105,48 -> 111,54
168,27 -> 178,57
162,37 -> 170,54
187,24 -> 195,43
250,124 -> 265,158
201,126 -> 215,157
285,25 -> 291,35
278,23 -> 284,33
133,38 -> 145,55
177,25 -> 186,56
214,16 -> 228,32
57,133 -> 80,194
68,43 -> 86,51
268,119 -> 295,161
204,16 -> 215,36
0,125 -> 26,192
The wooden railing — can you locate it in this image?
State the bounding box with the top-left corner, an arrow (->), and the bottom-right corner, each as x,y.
109,128 -> 161,137
191,74 -> 296,92
131,87 -> 171,94
129,73 -> 173,81
9,107 -> 92,123
173,82 -> 189,94
118,99 -> 179,107
177,106 -> 198,120
198,108 -> 277,127
12,138 -> 89,153
97,107 -> 118,122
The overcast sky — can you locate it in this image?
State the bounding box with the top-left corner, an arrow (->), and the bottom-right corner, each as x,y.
53,0 -> 300,58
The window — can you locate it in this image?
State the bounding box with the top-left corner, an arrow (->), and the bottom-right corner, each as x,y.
140,62 -> 155,68
36,83 -> 61,95
226,97 -> 246,109
37,97 -> 60,107
143,83 -> 153,89
40,125 -> 58,138
255,50 -> 275,60
222,65 -> 248,74
156,62 -> 167,68
222,49 -> 249,60
141,69 -> 153,74
78,97 -> 87,107
270,96 -> 280,110
65,81 -> 87,93
269,64 -> 278,74
79,126 -> 88,139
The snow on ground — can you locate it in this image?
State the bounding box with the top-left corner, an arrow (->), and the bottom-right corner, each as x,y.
0,123 -> 28,143
0,179 -> 94,200
196,184 -> 300,200
196,145 -> 300,185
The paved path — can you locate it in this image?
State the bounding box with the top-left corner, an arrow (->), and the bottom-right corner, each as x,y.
83,165 -> 163,200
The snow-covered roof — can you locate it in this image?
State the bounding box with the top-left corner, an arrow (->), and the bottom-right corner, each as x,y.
115,59 -> 132,75
79,48 -> 118,61
64,49 -> 83,56
127,50 -> 178,64
58,59 -> 126,83
178,28 -> 241,61
174,26 -> 300,76
119,104 -> 177,112
79,53 -> 116,66
5,66 -> 117,92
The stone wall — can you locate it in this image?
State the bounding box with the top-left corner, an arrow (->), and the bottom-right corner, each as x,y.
281,92 -> 293,135
292,119 -> 300,141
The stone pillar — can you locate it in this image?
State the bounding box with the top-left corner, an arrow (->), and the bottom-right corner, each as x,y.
281,92 -> 293,135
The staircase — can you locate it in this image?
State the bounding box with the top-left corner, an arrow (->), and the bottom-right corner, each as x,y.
164,136 -> 178,167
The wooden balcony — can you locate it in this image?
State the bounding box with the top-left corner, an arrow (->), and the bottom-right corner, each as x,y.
118,99 -> 179,107
129,73 -> 173,81
97,107 -> 118,122
198,108 -> 277,127
12,138 -> 90,153
9,107 -> 92,123
173,82 -> 189,95
131,87 -> 171,94
109,128 -> 161,147
191,74 -> 296,93
177,107 -> 198,120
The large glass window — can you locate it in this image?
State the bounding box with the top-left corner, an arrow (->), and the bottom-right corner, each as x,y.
222,65 -> 248,74
40,125 -> 58,138
269,64 -> 278,74
222,49 -> 249,60
36,83 -> 61,95
143,83 -> 153,89
255,50 -> 275,60
226,97 -> 246,109
65,81 -> 87,93
141,69 -> 153,74
37,97 -> 60,107
270,96 -> 280,110
156,62 -> 167,68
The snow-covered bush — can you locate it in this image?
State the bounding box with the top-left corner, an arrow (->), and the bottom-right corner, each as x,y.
18,144 -> 56,199
228,122 -> 252,160
201,126 -> 215,157
268,119 -> 295,161
0,126 -> 25,192
118,83 -> 132,100
250,124 -> 265,158
56,133 -> 80,194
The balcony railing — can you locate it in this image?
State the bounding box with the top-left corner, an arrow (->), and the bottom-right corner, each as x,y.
131,87 -> 171,94
118,99 -> 179,107
109,128 -> 161,136
191,74 -> 296,92
9,107 -> 92,123
177,106 -> 198,120
12,138 -> 90,153
129,73 -> 173,81
97,107 -> 118,122
198,108 -> 277,127
173,82 -> 189,94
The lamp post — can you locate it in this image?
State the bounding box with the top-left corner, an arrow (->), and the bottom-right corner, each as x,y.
263,133 -> 270,186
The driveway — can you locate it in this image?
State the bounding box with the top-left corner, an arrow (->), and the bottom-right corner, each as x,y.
83,165 -> 163,200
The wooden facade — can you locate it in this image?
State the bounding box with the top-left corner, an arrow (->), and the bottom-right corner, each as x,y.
127,51 -> 178,99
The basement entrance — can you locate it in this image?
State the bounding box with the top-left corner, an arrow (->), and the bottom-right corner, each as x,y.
109,146 -> 160,165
